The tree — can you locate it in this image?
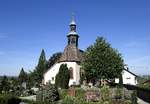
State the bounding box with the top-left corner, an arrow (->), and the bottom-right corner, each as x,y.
82,37 -> 124,83
55,64 -> 70,89
47,52 -> 62,69
1,75 -> 10,92
18,68 -> 28,83
34,49 -> 47,85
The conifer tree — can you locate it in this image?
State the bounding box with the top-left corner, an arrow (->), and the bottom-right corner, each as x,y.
35,49 -> 47,84
55,64 -> 70,89
18,67 -> 28,83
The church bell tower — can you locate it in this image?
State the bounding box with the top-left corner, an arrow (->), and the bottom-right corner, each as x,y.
67,15 -> 79,47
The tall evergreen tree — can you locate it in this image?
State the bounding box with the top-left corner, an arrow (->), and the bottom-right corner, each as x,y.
35,49 -> 47,84
18,67 -> 28,83
55,64 -> 70,89
82,37 -> 124,83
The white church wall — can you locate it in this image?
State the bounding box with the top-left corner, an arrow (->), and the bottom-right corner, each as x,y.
43,62 -> 80,86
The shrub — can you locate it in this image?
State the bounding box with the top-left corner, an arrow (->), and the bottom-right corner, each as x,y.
0,94 -> 21,104
124,100 -> 132,104
62,96 -> 76,104
101,86 -> 110,101
59,89 -> 68,99
115,87 -> 123,99
131,90 -> 137,104
62,96 -> 87,104
36,83 -> 59,103
75,88 -> 85,99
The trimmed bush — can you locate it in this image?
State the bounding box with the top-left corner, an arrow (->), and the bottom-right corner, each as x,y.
55,64 -> 70,89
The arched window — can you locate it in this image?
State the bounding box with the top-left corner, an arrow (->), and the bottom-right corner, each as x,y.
69,67 -> 74,79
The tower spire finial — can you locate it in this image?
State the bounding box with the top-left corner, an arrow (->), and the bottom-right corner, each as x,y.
70,12 -> 76,25
71,12 -> 75,21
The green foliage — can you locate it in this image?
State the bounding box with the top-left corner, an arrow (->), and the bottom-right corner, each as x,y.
58,89 -> 68,99
18,68 -> 28,83
0,94 -> 21,104
124,100 -> 132,104
75,88 -> 86,99
47,52 -> 62,69
131,90 -> 137,104
0,76 -> 10,93
115,87 -> 123,99
101,86 -> 110,101
62,96 -> 87,104
55,64 -> 70,89
137,75 -> 150,89
82,37 -> 124,82
36,83 -> 59,103
31,49 -> 47,86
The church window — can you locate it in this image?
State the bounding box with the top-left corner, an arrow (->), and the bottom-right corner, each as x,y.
69,67 -> 74,79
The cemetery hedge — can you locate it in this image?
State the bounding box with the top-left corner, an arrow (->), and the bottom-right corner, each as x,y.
0,94 -> 21,104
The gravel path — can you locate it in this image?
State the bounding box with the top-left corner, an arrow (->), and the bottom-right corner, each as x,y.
137,98 -> 150,104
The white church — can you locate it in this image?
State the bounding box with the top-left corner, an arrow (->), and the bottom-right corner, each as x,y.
43,17 -> 138,86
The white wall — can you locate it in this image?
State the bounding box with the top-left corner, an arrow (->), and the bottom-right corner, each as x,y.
122,70 -> 137,85
43,62 -> 81,86
115,70 -> 137,85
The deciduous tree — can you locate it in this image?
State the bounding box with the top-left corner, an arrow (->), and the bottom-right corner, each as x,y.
82,37 -> 124,84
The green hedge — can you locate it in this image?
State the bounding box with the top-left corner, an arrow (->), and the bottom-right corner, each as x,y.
0,94 -> 21,104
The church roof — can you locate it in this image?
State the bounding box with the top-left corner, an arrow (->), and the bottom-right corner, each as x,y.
59,44 -> 83,62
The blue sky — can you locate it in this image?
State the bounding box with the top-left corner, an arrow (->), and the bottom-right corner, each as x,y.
0,0 -> 150,76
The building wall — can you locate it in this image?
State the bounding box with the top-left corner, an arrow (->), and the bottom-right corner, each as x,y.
43,62 -> 81,86
115,70 -> 137,85
122,70 -> 137,85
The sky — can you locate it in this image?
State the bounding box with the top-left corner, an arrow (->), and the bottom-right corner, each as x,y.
0,0 -> 150,76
